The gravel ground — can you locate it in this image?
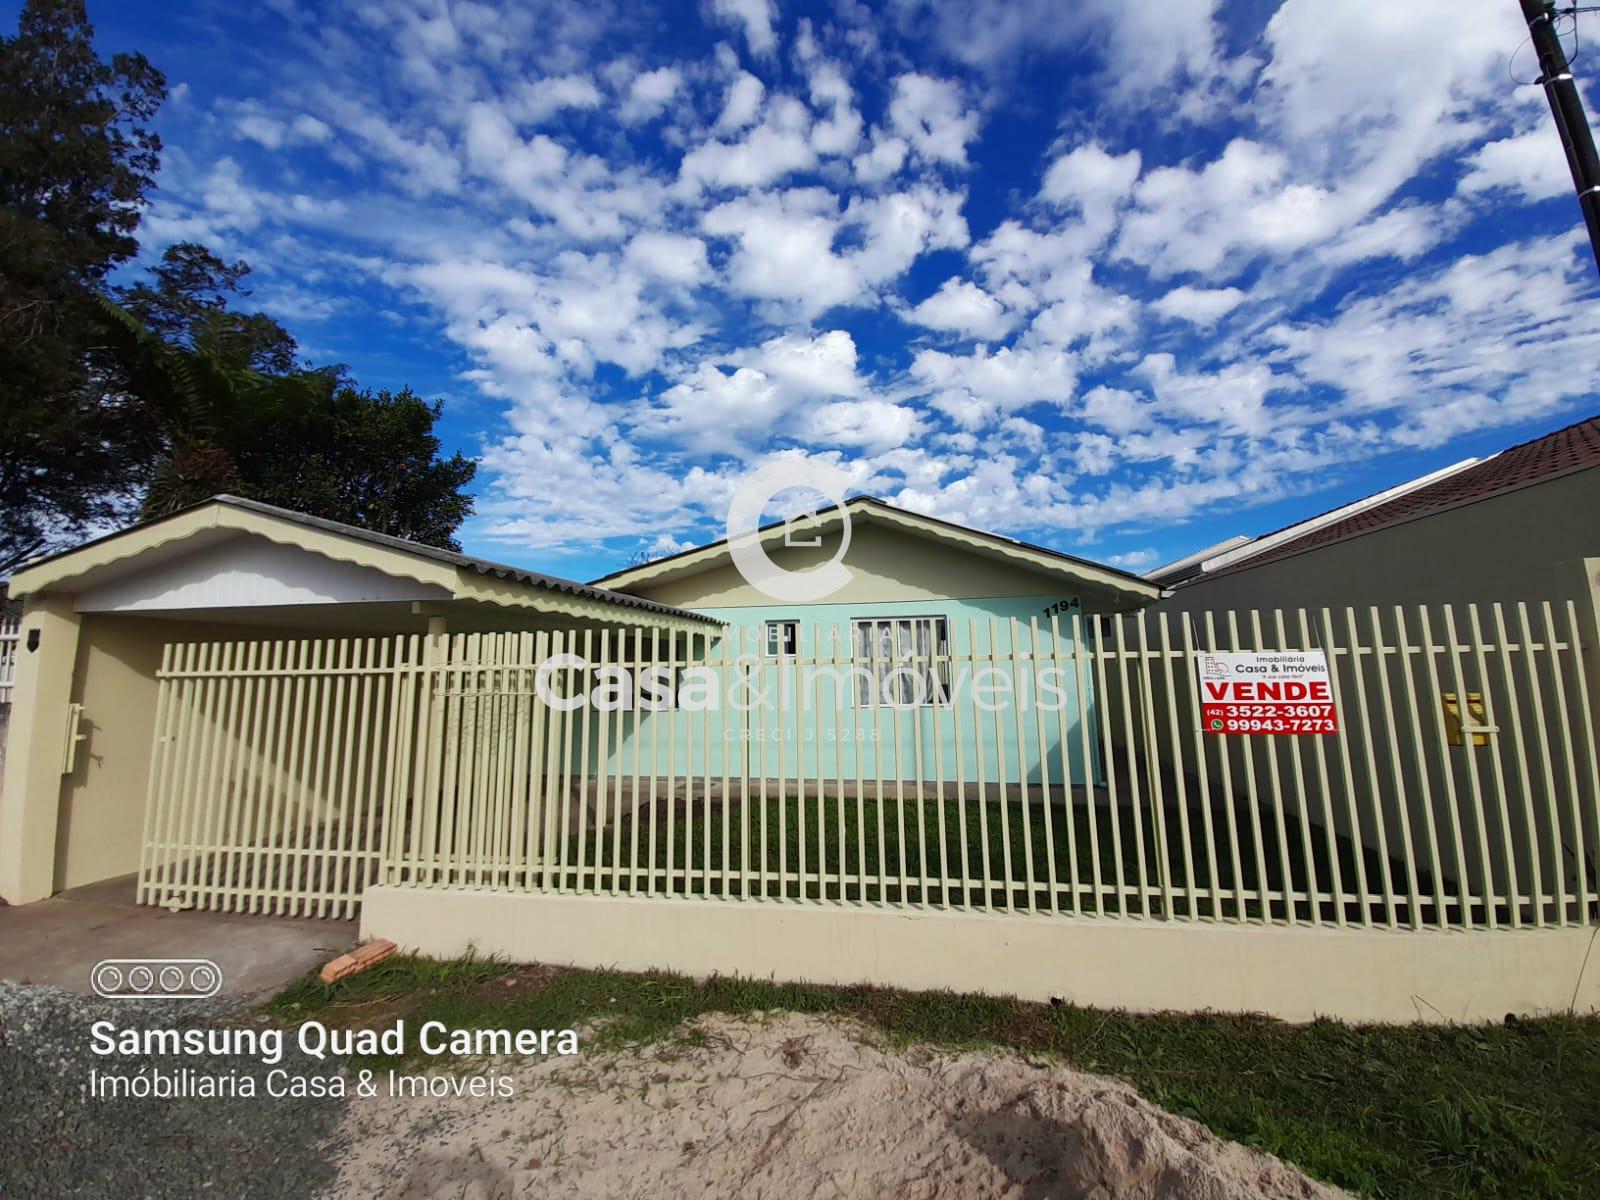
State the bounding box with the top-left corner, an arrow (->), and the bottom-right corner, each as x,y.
0,981 -> 346,1199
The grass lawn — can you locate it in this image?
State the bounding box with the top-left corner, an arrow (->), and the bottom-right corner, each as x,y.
271,954 -> 1600,1199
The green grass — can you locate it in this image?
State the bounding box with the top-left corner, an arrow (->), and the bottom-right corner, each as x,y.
269,954 -> 1600,1199
536,788 -> 1413,924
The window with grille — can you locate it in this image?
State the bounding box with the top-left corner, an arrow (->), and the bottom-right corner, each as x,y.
851,616 -> 949,706
764,619 -> 799,657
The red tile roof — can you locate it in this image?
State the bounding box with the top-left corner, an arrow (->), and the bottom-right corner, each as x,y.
1190,413 -> 1600,585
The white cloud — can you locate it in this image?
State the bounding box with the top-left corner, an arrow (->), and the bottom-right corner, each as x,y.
1459,127 -> 1571,203
852,133 -> 908,184
702,184 -> 967,317
513,74 -> 603,124
715,71 -> 766,133
1150,285 -> 1245,326
887,73 -> 980,166
619,66 -> 683,123
623,231 -> 710,285
678,96 -> 816,193
805,399 -> 921,451
907,279 -> 1014,340
709,0 -> 779,57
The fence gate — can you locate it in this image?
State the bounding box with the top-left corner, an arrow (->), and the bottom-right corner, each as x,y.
138,635 -> 420,919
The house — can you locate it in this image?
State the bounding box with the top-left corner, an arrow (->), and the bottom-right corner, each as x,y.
592,496 -> 1161,788
1148,414 -> 1600,627
0,495 -> 715,906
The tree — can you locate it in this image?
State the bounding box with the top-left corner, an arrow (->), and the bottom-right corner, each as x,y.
231,382 -> 478,551
117,241 -> 299,374
0,0 -> 166,572
1,1 -> 477,567
100,301 -> 477,550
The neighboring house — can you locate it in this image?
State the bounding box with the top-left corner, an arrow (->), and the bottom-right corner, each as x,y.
1148,414 -> 1600,624
593,496 -> 1161,786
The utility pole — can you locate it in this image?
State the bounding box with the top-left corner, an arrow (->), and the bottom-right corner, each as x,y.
1519,0 -> 1600,274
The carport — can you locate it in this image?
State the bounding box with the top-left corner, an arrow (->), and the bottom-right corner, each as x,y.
0,495 -> 715,907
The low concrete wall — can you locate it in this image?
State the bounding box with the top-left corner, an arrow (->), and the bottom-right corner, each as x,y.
361,886 -> 1600,1024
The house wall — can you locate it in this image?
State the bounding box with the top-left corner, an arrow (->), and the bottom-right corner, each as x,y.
53,613 -> 308,893
606,523 -> 1126,786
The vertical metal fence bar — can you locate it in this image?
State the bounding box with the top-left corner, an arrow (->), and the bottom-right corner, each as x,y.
1441,607 -> 1494,928
1010,617 -> 1036,913
1342,609 -> 1397,928
1031,616 -> 1058,915
951,624 -> 972,909
1113,615 -> 1151,918
1466,606 -> 1519,927
1562,599 -> 1600,922
1392,608 -> 1450,929
1516,602 -> 1566,925
1251,610 -> 1296,925
1049,615 -> 1080,915
1227,612 -> 1272,922
1364,608 -> 1421,929
1273,609 -> 1320,925
1542,601 -> 1592,923
1179,616 -> 1222,921
1154,614 -> 1195,920
1074,614 -> 1103,916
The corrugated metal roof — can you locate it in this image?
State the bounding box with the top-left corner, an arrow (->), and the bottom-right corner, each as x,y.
1190,414 -> 1600,585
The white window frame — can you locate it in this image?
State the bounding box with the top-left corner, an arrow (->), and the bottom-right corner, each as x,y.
851,616 -> 950,707
764,619 -> 799,657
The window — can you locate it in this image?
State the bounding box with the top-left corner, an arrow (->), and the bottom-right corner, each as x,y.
851,616 -> 949,707
764,619 -> 799,657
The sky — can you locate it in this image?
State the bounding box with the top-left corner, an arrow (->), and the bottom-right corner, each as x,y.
31,0 -> 1600,581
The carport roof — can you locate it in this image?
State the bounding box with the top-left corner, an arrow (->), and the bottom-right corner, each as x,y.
9,494 -> 718,628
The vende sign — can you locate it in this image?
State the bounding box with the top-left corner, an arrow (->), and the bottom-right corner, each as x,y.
1197,651 -> 1339,735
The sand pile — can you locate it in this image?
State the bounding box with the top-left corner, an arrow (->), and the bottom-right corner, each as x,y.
325,1011 -> 1349,1199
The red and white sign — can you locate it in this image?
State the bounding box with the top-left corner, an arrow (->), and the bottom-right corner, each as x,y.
1197,650 -> 1339,735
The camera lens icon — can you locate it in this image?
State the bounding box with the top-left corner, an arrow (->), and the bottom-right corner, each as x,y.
90,959 -> 224,999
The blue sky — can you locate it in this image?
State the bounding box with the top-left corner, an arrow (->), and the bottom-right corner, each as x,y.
32,0 -> 1600,580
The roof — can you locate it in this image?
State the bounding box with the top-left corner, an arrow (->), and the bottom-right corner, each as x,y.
1178,413 -> 1600,588
1145,535 -> 1253,587
593,495 -> 1162,605
9,494 -> 717,626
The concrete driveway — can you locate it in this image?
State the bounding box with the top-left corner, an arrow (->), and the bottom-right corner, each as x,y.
0,874 -> 357,1001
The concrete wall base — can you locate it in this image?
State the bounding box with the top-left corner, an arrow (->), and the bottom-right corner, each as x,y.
360,886 -> 1600,1025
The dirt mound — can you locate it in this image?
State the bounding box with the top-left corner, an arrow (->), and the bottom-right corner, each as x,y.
326,1011 -> 1348,1199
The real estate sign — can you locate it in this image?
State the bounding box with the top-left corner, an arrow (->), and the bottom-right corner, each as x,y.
1197,650 -> 1339,735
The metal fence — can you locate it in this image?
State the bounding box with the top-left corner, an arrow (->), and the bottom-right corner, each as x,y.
139,601 -> 1600,930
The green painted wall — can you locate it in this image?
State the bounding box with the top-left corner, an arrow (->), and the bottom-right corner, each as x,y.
574,595 -> 1106,787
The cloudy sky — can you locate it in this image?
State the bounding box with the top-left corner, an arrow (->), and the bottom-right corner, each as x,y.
50,0 -> 1600,579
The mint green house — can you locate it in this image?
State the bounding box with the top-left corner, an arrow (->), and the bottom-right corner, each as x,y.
592,499 -> 1161,788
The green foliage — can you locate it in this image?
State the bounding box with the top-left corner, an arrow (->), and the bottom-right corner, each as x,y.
0,0 -> 166,571
274,956 -> 1600,1200
99,298 -> 477,548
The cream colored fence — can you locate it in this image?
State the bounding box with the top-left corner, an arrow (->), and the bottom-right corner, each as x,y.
139,638 -> 409,918
140,601 -> 1600,930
